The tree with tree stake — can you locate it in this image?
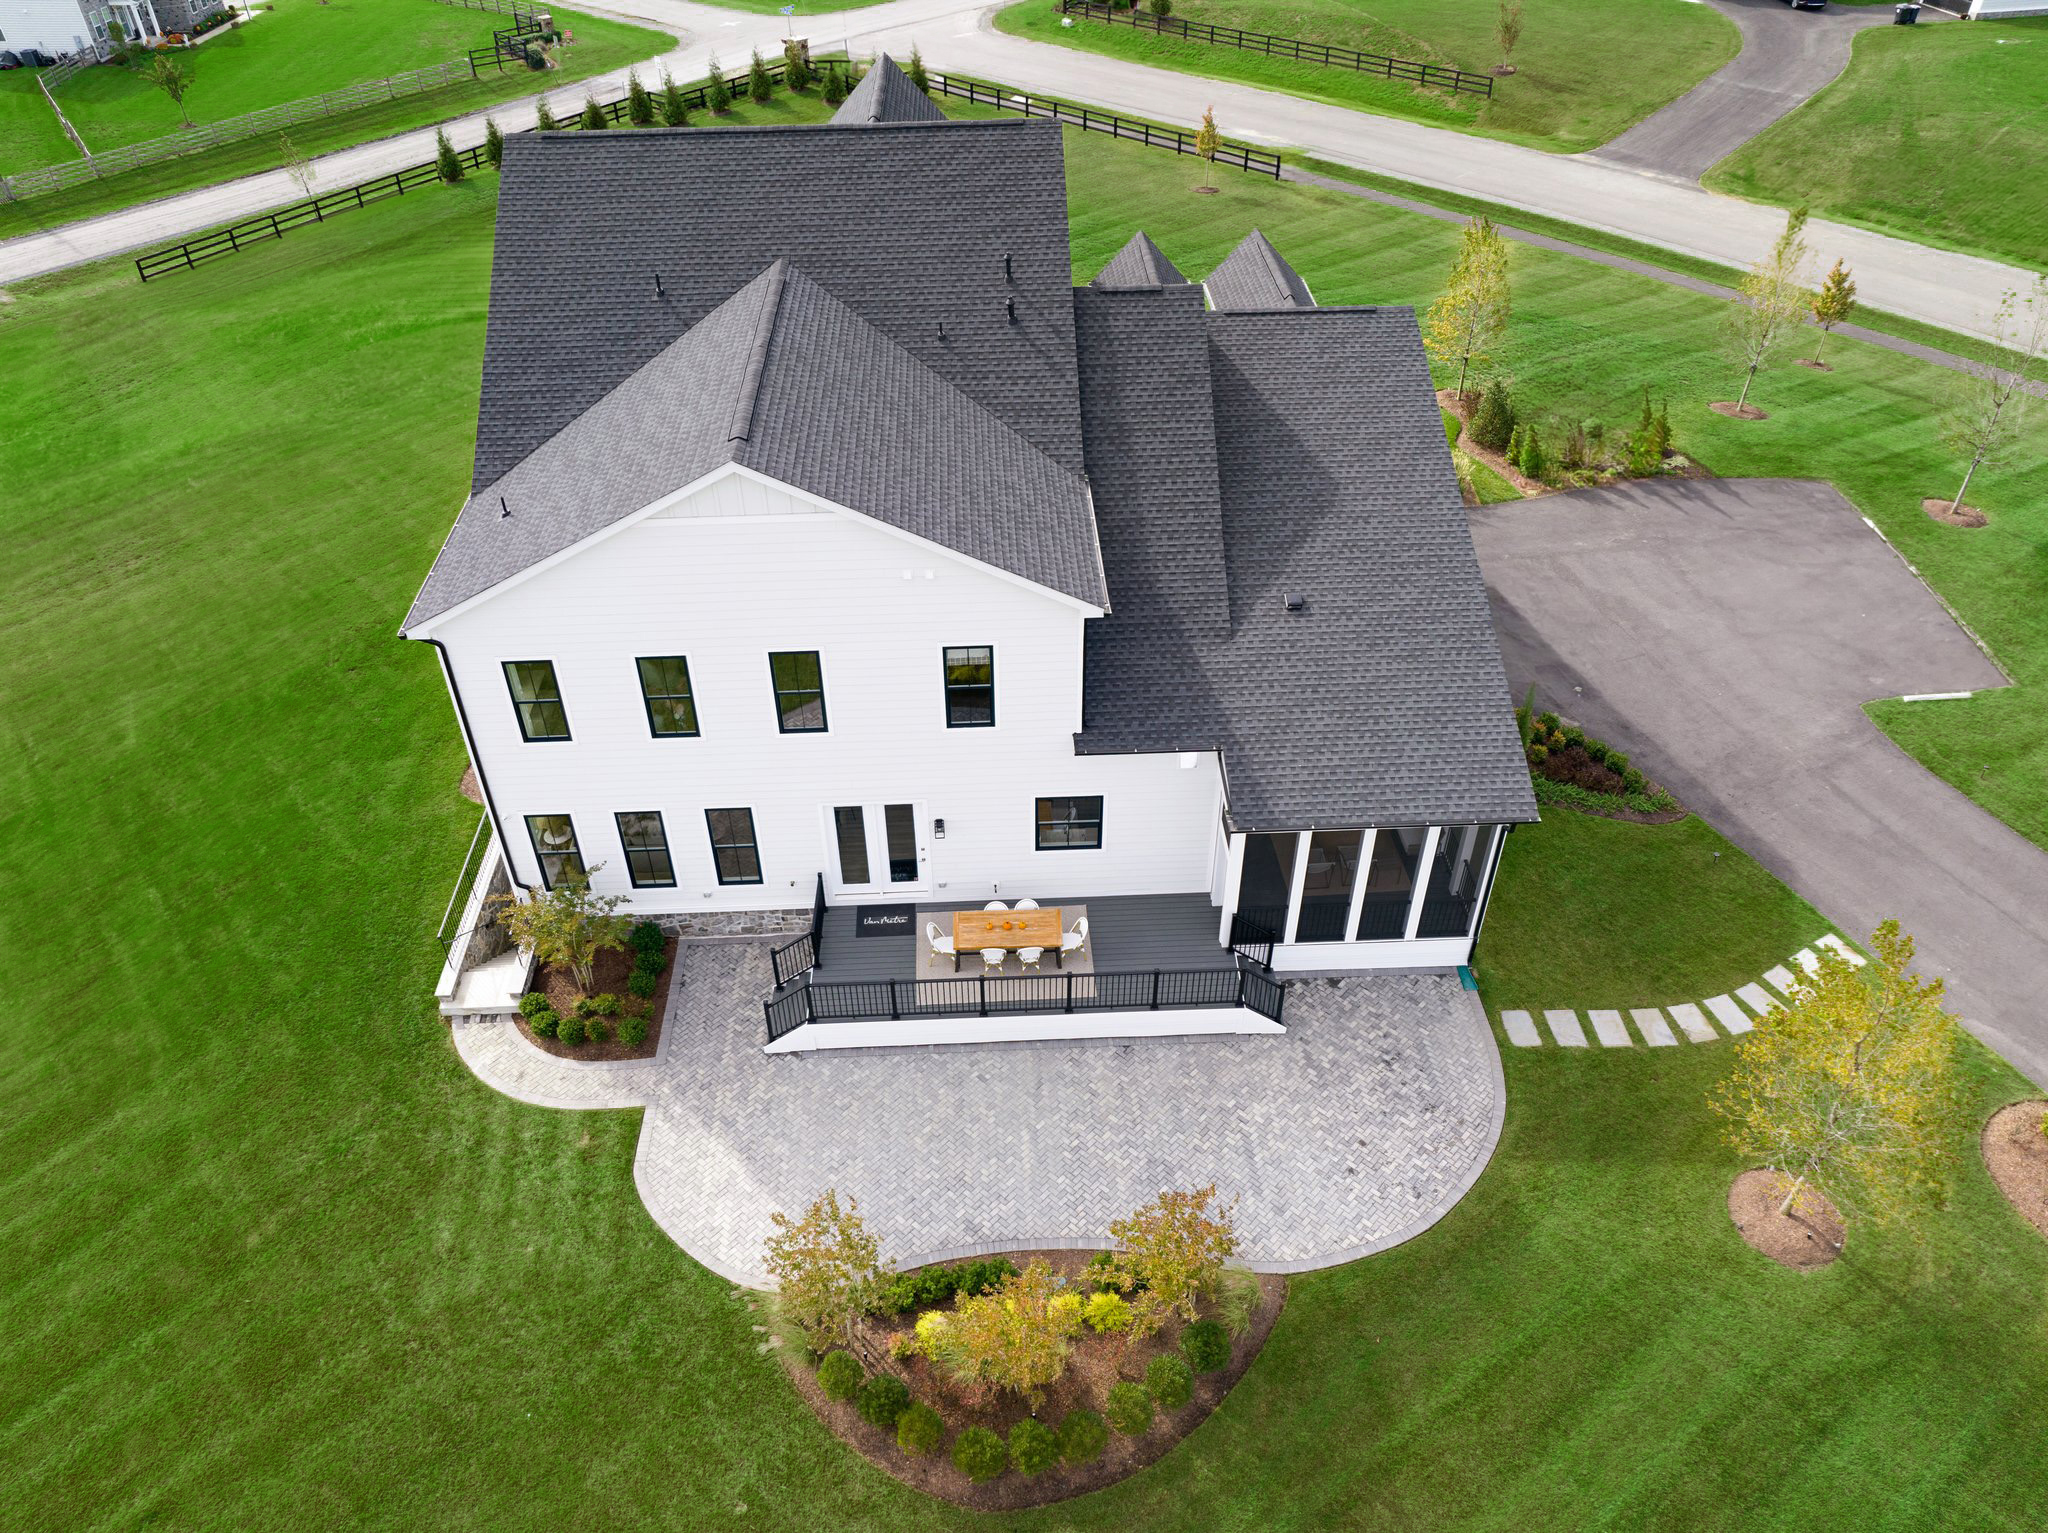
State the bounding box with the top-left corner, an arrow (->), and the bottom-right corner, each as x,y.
1425,215 -> 1510,402
1709,922 -> 1967,1244
146,52 -> 196,130
1494,0 -> 1523,75
1807,259 -> 1855,368
762,1189 -> 888,1358
1722,205 -> 1811,416
489,870 -> 630,996
277,132 -> 315,199
1194,105 -> 1220,192
1938,277 -> 2047,519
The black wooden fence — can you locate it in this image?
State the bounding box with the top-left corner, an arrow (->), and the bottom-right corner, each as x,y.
1057,0 -> 1494,98
765,963 -> 1286,1043
928,71 -> 1282,177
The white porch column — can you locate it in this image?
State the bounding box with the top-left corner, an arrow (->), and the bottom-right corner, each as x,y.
1402,826 -> 1442,942
1342,827 -> 1377,945
1216,830 -> 1247,945
1281,830 -> 1311,945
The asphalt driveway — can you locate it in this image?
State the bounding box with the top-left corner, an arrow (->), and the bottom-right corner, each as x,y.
1471,479 -> 2048,1089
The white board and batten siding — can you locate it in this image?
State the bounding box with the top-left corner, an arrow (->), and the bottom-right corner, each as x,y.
428,469 -> 1225,912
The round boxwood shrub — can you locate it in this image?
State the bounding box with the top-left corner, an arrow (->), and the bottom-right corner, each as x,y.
1009,1417 -> 1059,1476
517,990 -> 552,1018
627,969 -> 659,1000
896,1400 -> 943,1457
952,1425 -> 1008,1482
1145,1353 -> 1192,1409
554,1012 -> 586,1046
1105,1380 -> 1153,1436
817,1349 -> 863,1401
856,1373 -> 911,1429
524,1005 -> 558,1039
1180,1318 -> 1231,1374
617,1014 -> 649,1048
1056,1408 -> 1108,1465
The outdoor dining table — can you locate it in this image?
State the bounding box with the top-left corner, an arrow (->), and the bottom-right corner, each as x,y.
952,907 -> 1065,967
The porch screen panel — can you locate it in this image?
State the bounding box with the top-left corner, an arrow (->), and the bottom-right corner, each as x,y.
1355,827 -> 1427,940
833,806 -> 870,885
1237,832 -> 1298,940
1296,829 -> 1363,943
1418,824 -> 1501,938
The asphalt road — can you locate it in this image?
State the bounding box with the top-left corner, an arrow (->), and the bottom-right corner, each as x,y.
0,0 -> 2039,347
1471,478 -> 2048,1090
1590,0 -> 1900,183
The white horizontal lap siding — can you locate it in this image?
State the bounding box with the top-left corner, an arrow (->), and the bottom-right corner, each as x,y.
433,475 -> 1222,910
2,0 -> 93,52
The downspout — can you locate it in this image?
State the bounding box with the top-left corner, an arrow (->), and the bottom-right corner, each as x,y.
420,634 -> 530,894
1465,823 -> 1513,965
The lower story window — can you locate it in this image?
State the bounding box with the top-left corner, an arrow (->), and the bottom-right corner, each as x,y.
1035,795 -> 1103,851
525,813 -> 584,889
615,810 -> 676,888
706,807 -> 762,885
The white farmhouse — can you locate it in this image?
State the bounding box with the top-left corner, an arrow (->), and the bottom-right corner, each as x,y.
406,60 -> 1536,1040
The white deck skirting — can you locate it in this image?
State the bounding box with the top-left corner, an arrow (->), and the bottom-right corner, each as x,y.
762,1005 -> 1283,1053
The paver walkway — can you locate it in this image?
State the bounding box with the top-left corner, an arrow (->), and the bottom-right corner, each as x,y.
454,943 -> 1506,1285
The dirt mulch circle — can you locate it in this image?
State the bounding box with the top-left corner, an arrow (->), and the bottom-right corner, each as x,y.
1922,496 -> 1988,529
1981,1101 -> 2048,1242
458,764 -> 483,804
780,1248 -> 1286,1511
1794,358 -> 1833,372
1728,1169 -> 1844,1269
1710,401 -> 1769,421
512,933 -> 676,1062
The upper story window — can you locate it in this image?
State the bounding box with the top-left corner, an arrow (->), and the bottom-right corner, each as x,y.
635,656 -> 698,738
943,646 -> 995,728
615,810 -> 676,888
503,660 -> 569,742
706,808 -> 763,885
769,651 -> 827,733
1035,795 -> 1103,851
525,813 -> 584,888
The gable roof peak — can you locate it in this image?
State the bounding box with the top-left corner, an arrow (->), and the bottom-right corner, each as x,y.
830,54 -> 946,125
1090,230 -> 1189,289
1204,228 -> 1317,311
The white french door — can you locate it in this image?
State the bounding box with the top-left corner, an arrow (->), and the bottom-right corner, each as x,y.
824,802 -> 928,898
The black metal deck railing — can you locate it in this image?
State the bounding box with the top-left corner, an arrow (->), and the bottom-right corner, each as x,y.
769,873 -> 828,989
765,962 -> 1285,1043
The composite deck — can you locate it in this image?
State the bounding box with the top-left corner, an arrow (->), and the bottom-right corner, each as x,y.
806,891 -> 1228,984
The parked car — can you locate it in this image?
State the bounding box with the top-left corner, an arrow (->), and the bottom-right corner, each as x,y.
1781,0 -> 1827,9
0,50 -> 22,69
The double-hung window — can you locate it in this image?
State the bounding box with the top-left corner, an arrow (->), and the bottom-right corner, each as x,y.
615,811 -> 676,888
525,813 -> 584,888
503,660 -> 570,742
635,656 -> 698,737
942,646 -> 995,728
768,652 -> 826,733
1035,796 -> 1103,851
706,808 -> 763,885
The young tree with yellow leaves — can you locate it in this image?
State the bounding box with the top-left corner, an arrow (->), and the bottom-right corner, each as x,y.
1100,1185 -> 1237,1338
932,1260 -> 1083,1409
762,1189 -> 889,1354
1425,216 -> 1511,401
1709,922 -> 1967,1237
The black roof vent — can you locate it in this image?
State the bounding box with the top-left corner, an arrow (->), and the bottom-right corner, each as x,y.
1284,591 -> 1306,612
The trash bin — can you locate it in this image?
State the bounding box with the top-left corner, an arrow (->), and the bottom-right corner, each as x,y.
1894,3 -> 1920,21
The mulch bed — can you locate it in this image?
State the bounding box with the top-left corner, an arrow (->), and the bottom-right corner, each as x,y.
513,934 -> 676,1062
1710,401 -> 1769,420
1728,1169 -> 1844,1270
1922,496 -> 1988,529
1982,1101 -> 2048,1242
1437,388 -> 1707,500
1547,797 -> 1688,826
780,1249 -> 1286,1511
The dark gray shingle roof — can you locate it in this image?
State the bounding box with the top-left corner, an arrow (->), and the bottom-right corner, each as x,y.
1077,303 -> 1536,829
405,261 -> 1102,629
468,118 -> 1084,497
830,54 -> 944,124
1090,231 -> 1188,289
1203,228 -> 1316,311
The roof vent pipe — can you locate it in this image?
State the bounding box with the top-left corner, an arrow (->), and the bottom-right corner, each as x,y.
1284,592 -> 1305,612
1004,253 -> 1013,283
500,496 -> 511,519
653,272 -> 664,298
1005,297 -> 1016,324
937,319 -> 947,341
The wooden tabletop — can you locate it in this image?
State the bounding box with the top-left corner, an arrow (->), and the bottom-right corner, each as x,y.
952,907 -> 1061,952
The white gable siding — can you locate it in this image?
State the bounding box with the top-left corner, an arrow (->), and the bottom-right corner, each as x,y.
1,0 -> 93,53
433,475 -> 1223,911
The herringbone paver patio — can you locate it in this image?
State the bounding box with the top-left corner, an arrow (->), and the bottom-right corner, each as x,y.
453,943 -> 1504,1286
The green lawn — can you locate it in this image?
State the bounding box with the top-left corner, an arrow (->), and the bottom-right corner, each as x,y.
1706,17 -> 2048,271
995,0 -> 1738,153
6,97 -> 2048,1530
0,73 -> 77,172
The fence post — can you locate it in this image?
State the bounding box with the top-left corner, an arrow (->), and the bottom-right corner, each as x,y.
890,980 -> 901,1022
1065,972 -> 1074,1014
979,975 -> 988,1018
1150,969 -> 1161,1009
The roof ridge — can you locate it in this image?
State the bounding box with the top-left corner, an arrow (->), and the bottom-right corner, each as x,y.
1249,229 -> 1297,303
727,259 -> 790,444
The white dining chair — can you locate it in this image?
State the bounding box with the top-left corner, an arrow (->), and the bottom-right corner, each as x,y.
979,947 -> 1007,974
926,921 -> 958,972
1014,897 -> 1040,909
1017,946 -> 1045,971
984,900 -> 1008,911
1060,917 -> 1089,960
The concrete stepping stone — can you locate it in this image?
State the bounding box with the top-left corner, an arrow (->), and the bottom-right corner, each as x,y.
1817,934 -> 1866,966
1793,947 -> 1821,975
1501,1009 -> 1542,1047
1668,1002 -> 1717,1043
1736,983 -> 1782,1017
1630,1007 -> 1679,1047
1544,1009 -> 1589,1047
1587,1009 -> 1632,1047
1706,994 -> 1754,1034
1763,965 -> 1803,997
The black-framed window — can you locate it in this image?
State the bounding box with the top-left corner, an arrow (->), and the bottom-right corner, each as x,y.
1035,796 -> 1104,851
615,811 -> 676,888
706,807 -> 763,885
503,660 -> 569,742
635,656 -> 698,738
525,813 -> 584,888
769,651 -> 827,733
942,646 -> 995,728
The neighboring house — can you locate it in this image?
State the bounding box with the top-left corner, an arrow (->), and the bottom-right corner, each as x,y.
0,0 -> 221,55
406,58 -> 1535,1028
